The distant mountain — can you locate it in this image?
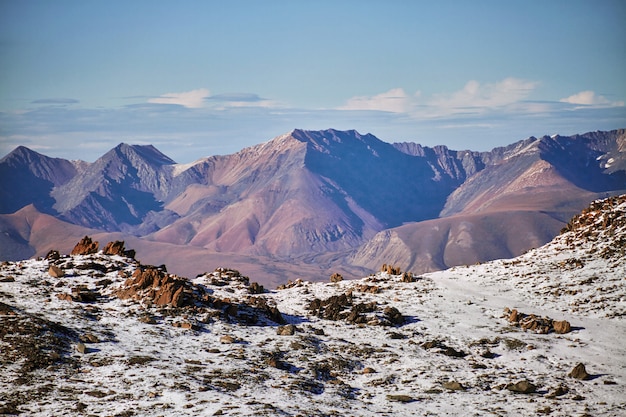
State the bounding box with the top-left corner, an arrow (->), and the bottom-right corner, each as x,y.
350,129 -> 626,273
1,128 -> 624,284
0,146 -> 79,215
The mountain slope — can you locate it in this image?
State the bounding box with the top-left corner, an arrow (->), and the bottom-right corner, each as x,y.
151,129 -> 468,257
50,143 -> 178,231
0,146 -> 79,215
349,129 -> 626,275
0,195 -> 623,416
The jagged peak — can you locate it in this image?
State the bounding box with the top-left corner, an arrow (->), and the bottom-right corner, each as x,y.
1,145 -> 50,164
103,143 -> 176,166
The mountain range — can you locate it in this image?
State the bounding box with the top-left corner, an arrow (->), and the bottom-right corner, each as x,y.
1,128 -> 625,285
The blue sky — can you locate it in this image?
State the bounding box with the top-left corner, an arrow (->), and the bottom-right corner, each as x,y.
1,0 -> 625,163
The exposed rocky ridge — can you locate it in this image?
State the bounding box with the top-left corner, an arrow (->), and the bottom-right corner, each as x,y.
0,197 -> 624,415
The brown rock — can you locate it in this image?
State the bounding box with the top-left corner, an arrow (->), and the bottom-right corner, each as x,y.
383,306 -> 404,325
553,320 -> 571,334
386,394 -> 415,403
102,241 -> 125,256
48,265 -> 64,278
56,293 -> 74,302
71,236 -> 99,255
508,309 -> 519,323
506,380 -> 536,394
443,381 -> 465,391
45,250 -> 61,261
568,363 -> 590,380
249,282 -> 264,294
220,335 -> 236,344
80,333 -> 100,343
362,367 -> 376,374
330,272 -> 343,283
116,267 -> 188,307
277,324 -> 296,336
76,343 -> 87,354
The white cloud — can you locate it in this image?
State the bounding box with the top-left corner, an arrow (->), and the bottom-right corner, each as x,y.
148,88 -> 210,108
339,88 -> 418,113
339,78 -> 540,119
429,78 -> 539,112
559,90 -> 624,107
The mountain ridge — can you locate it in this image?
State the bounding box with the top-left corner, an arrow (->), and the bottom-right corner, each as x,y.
1,128 -> 625,285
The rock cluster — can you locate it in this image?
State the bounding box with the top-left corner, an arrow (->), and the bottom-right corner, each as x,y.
504,307 -> 571,334
307,293 -> 404,326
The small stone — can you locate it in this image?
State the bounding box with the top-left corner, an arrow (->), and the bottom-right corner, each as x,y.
568,363 -> 590,380
0,276 -> 15,282
139,315 -> 157,324
362,367 -> 376,374
56,293 -> 74,302
386,394 -> 415,403
80,333 -> 100,343
48,265 -> 64,278
442,381 -> 465,391
220,335 -> 236,344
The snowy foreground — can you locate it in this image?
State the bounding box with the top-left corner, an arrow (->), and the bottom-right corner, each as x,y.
1,196 -> 625,416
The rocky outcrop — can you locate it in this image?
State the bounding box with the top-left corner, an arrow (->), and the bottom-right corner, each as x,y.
102,240 -> 136,259
307,293 -> 404,326
115,267 -> 189,307
71,236 -> 99,255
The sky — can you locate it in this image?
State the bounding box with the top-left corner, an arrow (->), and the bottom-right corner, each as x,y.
1,0 -> 625,163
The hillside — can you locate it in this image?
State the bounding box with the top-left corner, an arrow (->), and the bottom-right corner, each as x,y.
0,195 -> 624,416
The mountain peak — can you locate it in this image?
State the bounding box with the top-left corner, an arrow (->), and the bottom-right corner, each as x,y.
110,143 -> 176,166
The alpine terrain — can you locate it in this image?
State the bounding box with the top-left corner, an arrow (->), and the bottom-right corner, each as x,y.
0,195 -> 624,416
0,128 -> 625,285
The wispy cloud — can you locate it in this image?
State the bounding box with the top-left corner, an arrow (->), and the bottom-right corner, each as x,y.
339,88 -> 417,113
339,78 -> 541,119
205,93 -> 280,109
560,90 -> 624,107
148,88 -> 210,108
428,78 -> 539,114
32,98 -> 79,105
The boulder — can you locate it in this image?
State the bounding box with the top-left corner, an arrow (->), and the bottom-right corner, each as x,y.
383,306 -> 404,325
568,363 -> 590,380
553,320 -> 571,334
443,381 -> 465,391
48,265 -> 64,278
277,324 -> 296,336
330,272 -> 343,283
506,380 -> 536,394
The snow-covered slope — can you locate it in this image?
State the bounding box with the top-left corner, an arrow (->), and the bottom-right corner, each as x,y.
1,196 -> 624,416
